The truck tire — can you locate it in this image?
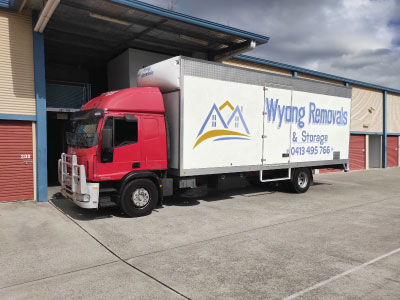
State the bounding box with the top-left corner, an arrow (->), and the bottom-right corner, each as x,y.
120,179 -> 158,217
290,168 -> 312,193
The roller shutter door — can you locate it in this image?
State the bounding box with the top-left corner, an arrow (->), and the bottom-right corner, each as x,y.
349,134 -> 366,170
320,135 -> 366,172
0,121 -> 34,202
387,136 -> 399,167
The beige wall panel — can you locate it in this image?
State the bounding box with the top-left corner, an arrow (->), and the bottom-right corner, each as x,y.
350,85 -> 383,132
298,73 -> 342,85
387,93 -> 400,133
0,9 -> 35,116
224,58 -> 292,76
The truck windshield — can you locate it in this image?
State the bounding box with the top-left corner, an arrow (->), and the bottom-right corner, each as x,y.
66,109 -> 103,148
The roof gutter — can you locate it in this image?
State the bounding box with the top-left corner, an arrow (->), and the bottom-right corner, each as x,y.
214,40 -> 256,62
33,0 -> 60,33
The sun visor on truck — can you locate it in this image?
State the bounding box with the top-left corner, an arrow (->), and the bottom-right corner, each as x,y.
137,56 -> 181,93
71,109 -> 104,121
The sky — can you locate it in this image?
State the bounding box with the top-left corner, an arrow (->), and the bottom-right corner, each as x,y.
143,0 -> 400,90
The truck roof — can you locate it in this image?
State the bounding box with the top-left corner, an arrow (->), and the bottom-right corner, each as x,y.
83,87 -> 165,114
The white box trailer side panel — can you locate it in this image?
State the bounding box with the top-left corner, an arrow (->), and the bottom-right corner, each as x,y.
182,77 -> 351,171
262,87 -> 293,165
289,91 -> 351,163
182,75 -> 263,170
263,89 -> 351,165
137,56 -> 352,176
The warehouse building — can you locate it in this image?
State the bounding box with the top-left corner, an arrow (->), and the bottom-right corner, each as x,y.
0,0 -> 399,203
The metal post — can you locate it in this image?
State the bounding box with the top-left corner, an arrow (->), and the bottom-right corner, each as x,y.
382,90 -> 387,168
33,12 -> 48,201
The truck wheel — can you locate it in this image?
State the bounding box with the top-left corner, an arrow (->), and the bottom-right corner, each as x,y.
120,179 -> 158,217
291,168 -> 312,193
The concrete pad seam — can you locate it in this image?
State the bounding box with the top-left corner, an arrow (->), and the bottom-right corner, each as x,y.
125,195 -> 400,261
283,247 -> 400,300
385,278 -> 400,283
0,260 -> 119,290
48,201 -> 192,300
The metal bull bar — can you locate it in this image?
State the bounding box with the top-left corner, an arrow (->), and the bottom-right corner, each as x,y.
58,153 -> 99,209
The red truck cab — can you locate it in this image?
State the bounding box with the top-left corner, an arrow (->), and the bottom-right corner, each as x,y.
59,88 -> 168,217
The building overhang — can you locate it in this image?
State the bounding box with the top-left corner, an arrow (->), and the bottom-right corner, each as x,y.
18,0 -> 269,66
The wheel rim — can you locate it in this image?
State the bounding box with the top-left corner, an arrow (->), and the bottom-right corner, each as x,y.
131,188 -> 150,208
298,172 -> 308,189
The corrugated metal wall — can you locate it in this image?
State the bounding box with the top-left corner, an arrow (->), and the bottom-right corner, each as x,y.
387,93 -> 400,133
350,85 -> 383,133
298,73 -> 342,85
0,1 -> 11,8
224,58 -> 293,76
0,120 -> 34,202
46,83 -> 91,109
0,10 -> 35,115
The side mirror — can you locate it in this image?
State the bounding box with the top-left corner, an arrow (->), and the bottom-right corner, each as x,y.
101,128 -> 113,150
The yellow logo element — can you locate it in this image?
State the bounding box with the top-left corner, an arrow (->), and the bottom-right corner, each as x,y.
193,101 -> 250,149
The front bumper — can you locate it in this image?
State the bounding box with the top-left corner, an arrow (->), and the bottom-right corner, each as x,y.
58,153 -> 99,209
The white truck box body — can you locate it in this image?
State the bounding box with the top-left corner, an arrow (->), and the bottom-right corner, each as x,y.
137,56 -> 352,176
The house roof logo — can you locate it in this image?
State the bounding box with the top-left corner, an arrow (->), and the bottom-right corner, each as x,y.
193,100 -> 250,149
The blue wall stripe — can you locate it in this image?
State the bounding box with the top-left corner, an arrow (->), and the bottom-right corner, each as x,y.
33,13 -> 48,202
382,91 -> 387,168
0,114 -> 36,121
350,131 -> 383,136
349,131 -> 400,136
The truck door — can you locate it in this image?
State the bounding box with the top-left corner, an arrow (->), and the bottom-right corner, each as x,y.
97,115 -> 142,180
262,86 -> 292,165
140,116 -> 167,170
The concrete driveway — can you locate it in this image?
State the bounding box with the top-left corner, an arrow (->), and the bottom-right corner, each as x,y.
1,168 -> 400,299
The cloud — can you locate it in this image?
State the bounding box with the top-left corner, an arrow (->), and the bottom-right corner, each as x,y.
145,0 -> 400,89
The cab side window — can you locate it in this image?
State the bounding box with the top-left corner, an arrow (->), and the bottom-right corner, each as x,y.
101,117 -> 114,163
114,117 -> 138,147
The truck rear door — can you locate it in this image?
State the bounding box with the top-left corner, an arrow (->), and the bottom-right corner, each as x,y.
262,86 -> 292,165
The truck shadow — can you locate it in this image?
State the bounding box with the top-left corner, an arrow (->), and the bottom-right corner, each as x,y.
163,179 -> 331,207
49,180 -> 329,221
50,192 -> 126,221
161,182 -> 293,207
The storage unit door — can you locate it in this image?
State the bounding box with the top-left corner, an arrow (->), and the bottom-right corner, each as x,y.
387,136 -> 399,167
349,135 -> 366,170
0,121 -> 34,202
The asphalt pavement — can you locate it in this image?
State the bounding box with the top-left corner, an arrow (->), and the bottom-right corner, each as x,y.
1,168 -> 399,299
